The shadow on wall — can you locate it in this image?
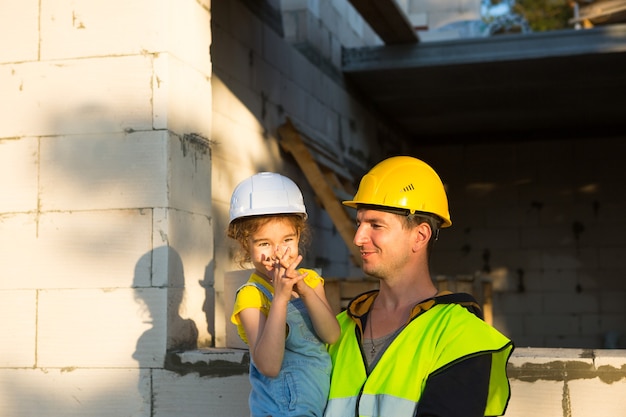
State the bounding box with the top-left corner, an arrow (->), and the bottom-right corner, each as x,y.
132,246 -> 199,413
133,246 -> 199,356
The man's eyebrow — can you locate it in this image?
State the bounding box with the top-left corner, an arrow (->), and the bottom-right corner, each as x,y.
358,213 -> 389,224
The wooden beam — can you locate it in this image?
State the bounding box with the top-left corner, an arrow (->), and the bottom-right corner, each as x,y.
278,119 -> 362,267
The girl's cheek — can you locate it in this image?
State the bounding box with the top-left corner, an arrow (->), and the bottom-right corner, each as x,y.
285,242 -> 299,258
254,248 -> 273,263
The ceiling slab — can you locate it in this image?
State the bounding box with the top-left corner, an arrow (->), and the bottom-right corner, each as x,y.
342,23 -> 626,143
347,0 -> 418,44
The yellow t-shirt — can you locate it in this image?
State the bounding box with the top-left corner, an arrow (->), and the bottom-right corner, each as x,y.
230,268 -> 324,345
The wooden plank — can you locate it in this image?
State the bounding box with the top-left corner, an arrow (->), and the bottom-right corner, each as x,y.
278,119 -> 362,267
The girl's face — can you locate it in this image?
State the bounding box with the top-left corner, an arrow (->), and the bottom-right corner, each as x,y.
247,217 -> 300,280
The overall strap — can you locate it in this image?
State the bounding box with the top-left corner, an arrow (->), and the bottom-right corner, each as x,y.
238,282 -> 273,301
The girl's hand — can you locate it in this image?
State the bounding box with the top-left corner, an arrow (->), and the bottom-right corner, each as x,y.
271,248 -> 308,299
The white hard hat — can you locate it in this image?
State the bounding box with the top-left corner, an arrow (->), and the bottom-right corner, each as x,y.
229,172 -> 307,223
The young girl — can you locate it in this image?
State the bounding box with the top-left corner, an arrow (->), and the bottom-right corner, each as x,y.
228,172 -> 340,417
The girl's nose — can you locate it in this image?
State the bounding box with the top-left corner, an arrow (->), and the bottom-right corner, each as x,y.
275,245 -> 287,257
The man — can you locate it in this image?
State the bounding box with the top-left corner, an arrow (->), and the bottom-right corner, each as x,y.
325,156 -> 513,417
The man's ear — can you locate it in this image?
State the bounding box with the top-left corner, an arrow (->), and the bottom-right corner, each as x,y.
412,222 -> 432,252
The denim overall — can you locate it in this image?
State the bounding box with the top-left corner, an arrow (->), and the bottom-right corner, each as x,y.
239,282 -> 332,417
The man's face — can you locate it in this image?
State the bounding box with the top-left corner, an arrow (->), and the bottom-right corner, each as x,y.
353,208 -> 414,279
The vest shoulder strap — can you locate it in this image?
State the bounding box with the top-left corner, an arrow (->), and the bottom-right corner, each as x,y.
432,292 -> 484,320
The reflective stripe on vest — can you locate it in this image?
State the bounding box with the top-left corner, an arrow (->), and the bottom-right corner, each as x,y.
326,303 -> 513,417
325,393 -> 417,417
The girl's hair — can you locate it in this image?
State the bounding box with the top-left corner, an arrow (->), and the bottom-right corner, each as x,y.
227,214 -> 311,267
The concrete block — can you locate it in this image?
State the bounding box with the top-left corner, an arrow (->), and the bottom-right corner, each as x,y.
0,137 -> 38,212
3,56 -> 154,138
38,288 -> 166,367
291,46 -> 318,95
40,0 -> 164,60
492,313 -> 521,341
599,247 -> 626,269
595,349 -> 626,368
0,214 -> 38,287
153,54 -> 212,137
569,377 -> 626,416
495,293 -> 543,315
152,210 -> 214,346
520,225 -> 574,249
153,370 -> 250,417
0,368 -> 148,417
165,0 -> 213,74
222,35 -> 256,91
544,335 -> 601,349
463,144 -> 517,182
257,58 -> 283,104
588,222 -> 626,247
320,2 -> 340,37
471,228 -> 520,250
210,111 -> 275,170
167,132 -> 212,214
211,147 -> 258,208
543,293 -> 599,314
524,269 -> 578,293
0,290 -> 36,367
524,314 -> 580,336
229,0 -> 263,53
484,205 -> 525,229
0,0 -> 38,63
40,132 -> 168,211
263,26 -> 292,78
282,9 -> 309,43
280,79 -> 308,128
0,210 -> 152,289
508,347 -> 592,366
541,252 -> 583,270
504,379 -> 564,417
509,334 -> 546,348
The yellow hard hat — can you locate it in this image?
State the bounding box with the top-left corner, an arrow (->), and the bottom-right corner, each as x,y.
343,156 -> 452,228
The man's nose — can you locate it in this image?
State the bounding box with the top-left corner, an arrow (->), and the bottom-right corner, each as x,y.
353,225 -> 367,246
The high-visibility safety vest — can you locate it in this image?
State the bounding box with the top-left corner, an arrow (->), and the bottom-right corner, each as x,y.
325,291 -> 514,417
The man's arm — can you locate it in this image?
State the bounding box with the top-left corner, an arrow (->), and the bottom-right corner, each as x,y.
416,354 -> 492,417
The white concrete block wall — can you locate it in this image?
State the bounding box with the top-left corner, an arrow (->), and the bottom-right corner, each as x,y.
1,0 -> 213,416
